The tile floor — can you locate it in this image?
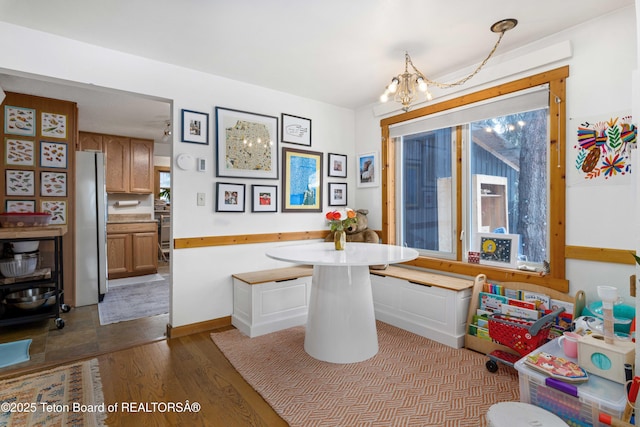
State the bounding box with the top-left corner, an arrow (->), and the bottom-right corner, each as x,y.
0,264 -> 170,377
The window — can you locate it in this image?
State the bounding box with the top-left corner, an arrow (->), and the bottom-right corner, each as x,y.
154,166 -> 171,202
380,67 -> 568,290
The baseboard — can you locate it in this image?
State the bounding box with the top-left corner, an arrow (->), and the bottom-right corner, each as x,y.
167,316 -> 232,339
375,311 -> 464,349
232,314 -> 308,338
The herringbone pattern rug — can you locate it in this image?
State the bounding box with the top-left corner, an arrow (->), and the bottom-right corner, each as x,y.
211,321 -> 519,426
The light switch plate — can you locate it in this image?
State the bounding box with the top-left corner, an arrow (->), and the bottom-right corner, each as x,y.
197,193 -> 205,206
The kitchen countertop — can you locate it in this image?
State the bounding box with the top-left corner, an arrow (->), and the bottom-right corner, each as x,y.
107,214 -> 157,224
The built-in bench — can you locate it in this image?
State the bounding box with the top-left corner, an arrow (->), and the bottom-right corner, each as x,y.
231,265 -> 313,337
232,264 -> 474,348
370,266 -> 474,349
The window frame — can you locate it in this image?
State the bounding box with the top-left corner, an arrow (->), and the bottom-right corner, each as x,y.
380,67 -> 569,292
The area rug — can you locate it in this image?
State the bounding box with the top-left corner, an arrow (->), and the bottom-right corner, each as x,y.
211,322 -> 519,427
0,339 -> 32,369
98,275 -> 169,325
0,358 -> 106,426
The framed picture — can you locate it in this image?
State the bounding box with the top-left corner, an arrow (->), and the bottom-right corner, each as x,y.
5,138 -> 35,166
215,107 -> 278,179
41,200 -> 67,224
41,112 -> 67,139
251,185 -> 278,212
5,200 -> 35,213
327,153 -> 347,178
281,113 -> 311,146
4,106 -> 35,136
40,171 -> 67,197
476,232 -> 519,268
328,182 -> 348,206
5,170 -> 35,196
282,147 -> 322,212
181,109 -> 209,144
216,182 -> 246,212
357,152 -> 379,187
40,141 -> 68,169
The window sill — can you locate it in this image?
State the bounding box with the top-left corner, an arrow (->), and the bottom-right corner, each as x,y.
400,256 -> 569,293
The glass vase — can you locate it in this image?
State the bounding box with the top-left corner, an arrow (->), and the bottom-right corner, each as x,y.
334,229 -> 346,250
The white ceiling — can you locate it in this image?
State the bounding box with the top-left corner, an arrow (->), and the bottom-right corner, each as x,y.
0,0 -> 635,145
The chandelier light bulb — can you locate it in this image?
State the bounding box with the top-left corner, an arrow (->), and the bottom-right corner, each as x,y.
380,93 -> 389,102
388,78 -> 399,93
417,77 -> 428,92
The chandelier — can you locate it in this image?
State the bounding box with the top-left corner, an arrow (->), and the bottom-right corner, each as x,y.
380,18 -> 518,112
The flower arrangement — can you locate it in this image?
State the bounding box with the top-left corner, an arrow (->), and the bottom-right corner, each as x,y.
325,208 -> 357,232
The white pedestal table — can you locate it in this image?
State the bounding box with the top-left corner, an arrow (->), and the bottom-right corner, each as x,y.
265,242 -> 418,364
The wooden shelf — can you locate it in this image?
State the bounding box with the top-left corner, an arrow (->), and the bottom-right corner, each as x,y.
0,226 -> 68,239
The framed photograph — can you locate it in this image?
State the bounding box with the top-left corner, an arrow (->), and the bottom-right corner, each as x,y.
357,152 -> 379,188
41,200 -> 67,225
40,171 -> 67,197
5,138 -> 35,166
181,109 -> 209,145
328,182 -> 348,206
282,147 -> 322,212
215,107 -> 278,179
216,182 -> 246,212
5,170 -> 35,196
5,200 -> 35,213
40,141 -> 67,169
281,113 -> 311,146
4,106 -> 35,136
41,112 -> 67,139
251,185 -> 278,213
476,232 -> 519,268
328,153 -> 347,178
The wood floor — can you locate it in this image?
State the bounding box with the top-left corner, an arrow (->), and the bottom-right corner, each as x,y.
98,331 -> 287,426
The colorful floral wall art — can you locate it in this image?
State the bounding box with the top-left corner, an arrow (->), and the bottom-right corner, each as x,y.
574,115 -> 637,180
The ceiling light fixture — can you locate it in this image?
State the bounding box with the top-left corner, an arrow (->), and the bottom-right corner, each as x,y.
162,121 -> 172,142
380,18 -> 518,112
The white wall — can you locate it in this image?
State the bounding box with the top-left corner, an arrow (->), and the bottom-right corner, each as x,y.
354,7 -> 637,305
0,22 -> 355,327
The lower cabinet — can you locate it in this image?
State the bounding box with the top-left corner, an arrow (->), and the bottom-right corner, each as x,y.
107,222 -> 157,279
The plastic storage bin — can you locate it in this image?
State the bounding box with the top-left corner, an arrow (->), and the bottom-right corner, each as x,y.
514,340 -> 626,427
0,213 -> 51,227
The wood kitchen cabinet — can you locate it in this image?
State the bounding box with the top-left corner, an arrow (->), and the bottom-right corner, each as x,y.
104,136 -> 154,194
107,222 -> 157,279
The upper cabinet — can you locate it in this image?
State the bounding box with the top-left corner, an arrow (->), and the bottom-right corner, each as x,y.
79,132 -> 154,194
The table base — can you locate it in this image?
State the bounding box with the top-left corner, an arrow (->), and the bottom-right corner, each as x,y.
304,265 -> 378,363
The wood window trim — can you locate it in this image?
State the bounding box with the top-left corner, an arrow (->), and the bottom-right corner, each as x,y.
380,66 -> 570,292
154,166 -> 170,198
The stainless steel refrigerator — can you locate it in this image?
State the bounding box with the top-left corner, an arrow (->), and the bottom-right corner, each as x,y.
75,151 -> 108,306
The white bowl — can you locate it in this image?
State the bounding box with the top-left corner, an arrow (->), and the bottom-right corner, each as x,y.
0,256 -> 37,277
10,241 -> 39,253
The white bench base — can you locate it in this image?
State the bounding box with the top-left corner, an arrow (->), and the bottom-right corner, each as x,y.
232,267 -> 312,338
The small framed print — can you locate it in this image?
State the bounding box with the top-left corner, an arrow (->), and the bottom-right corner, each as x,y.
216,182 -> 245,212
40,171 -> 67,197
476,232 -> 519,268
41,200 -> 67,224
251,185 -> 278,212
5,138 -> 35,166
328,182 -> 348,206
4,106 -> 35,136
40,141 -> 68,169
5,200 -> 35,213
328,153 -> 347,178
181,109 -> 209,145
6,170 -> 35,196
281,113 -> 311,146
41,112 -> 67,139
357,152 -> 379,188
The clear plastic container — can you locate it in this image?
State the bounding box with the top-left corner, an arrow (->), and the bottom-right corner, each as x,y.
0,213 -> 52,227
